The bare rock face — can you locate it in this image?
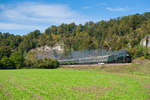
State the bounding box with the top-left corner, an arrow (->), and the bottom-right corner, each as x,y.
140,35 -> 150,47
30,43 -> 64,59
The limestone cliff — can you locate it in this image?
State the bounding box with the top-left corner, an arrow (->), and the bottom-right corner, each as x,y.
29,43 -> 64,59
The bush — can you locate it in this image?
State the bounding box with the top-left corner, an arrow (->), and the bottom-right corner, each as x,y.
0,61 -> 3,69
37,59 -> 59,69
24,58 -> 60,69
0,56 -> 15,69
128,45 -> 149,59
10,51 -> 24,69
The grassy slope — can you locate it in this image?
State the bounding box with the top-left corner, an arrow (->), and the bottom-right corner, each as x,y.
0,62 -> 150,100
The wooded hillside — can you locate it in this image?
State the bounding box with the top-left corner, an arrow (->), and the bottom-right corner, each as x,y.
0,12 -> 150,59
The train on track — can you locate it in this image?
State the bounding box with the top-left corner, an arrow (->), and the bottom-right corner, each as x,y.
58,49 -> 132,65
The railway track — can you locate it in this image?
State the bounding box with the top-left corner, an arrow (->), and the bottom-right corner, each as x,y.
61,63 -> 131,67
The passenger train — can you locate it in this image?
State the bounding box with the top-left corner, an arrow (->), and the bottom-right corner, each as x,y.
59,49 -> 132,65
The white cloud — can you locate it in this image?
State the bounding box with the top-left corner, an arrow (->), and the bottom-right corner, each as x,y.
17,3 -> 75,18
106,7 -> 128,12
1,3 -> 79,23
0,22 -> 46,31
0,2 -> 90,32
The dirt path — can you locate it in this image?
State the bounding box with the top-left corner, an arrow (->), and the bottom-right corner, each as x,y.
61,63 -> 131,71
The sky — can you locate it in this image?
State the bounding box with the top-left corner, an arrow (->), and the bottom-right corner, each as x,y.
0,0 -> 150,35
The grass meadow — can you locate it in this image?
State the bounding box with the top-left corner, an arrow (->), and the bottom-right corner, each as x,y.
0,62 -> 150,100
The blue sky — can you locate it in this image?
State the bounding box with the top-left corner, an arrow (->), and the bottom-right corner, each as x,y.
0,0 -> 150,35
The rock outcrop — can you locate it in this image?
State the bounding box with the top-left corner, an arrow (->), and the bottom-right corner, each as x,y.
30,43 -> 64,59
140,35 -> 150,47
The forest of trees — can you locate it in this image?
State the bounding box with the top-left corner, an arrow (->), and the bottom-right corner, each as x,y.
0,12 -> 150,69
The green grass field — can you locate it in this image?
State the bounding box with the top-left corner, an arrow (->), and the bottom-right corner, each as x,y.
0,62 -> 150,100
